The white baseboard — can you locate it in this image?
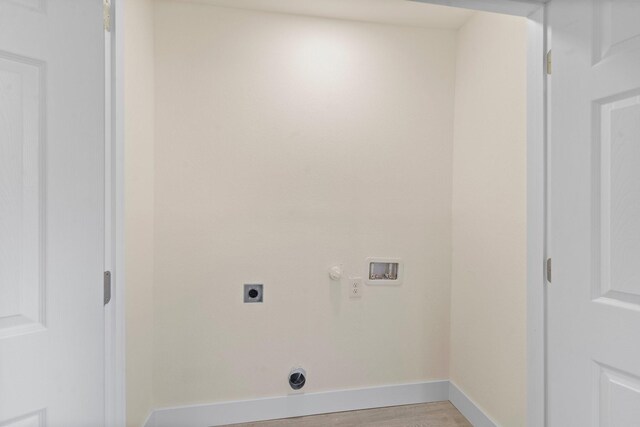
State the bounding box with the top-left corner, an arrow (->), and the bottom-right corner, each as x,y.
448,381 -> 498,427
142,410 -> 156,427
143,380 -> 500,427
145,380 -> 448,427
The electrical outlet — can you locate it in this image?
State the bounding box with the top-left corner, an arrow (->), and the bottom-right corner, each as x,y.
244,284 -> 263,303
349,277 -> 363,298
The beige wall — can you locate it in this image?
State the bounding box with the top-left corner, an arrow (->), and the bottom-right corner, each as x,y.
450,11 -> 527,427
125,0 -> 155,425
152,0 -> 456,408
125,2 -> 527,425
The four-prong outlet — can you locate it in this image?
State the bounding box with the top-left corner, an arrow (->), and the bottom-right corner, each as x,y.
244,284 -> 263,303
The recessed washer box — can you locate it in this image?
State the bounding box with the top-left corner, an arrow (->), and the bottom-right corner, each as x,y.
366,258 -> 403,285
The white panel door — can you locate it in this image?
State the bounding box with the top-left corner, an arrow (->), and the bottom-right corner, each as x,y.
548,0 -> 640,425
0,0 -> 105,426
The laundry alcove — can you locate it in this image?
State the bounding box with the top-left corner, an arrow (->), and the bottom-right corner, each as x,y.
124,1 -> 527,426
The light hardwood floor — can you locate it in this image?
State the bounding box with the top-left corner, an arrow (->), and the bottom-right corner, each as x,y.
225,401 -> 472,427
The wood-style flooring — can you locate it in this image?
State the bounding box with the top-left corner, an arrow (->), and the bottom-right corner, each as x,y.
225,401 -> 472,427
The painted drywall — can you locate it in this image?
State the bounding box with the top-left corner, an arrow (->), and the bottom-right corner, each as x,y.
180,0 -> 474,29
124,2 -> 528,423
450,11 -> 527,427
152,0 -> 456,408
124,0 -> 155,425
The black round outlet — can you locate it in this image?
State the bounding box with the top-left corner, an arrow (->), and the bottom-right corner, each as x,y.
289,371 -> 306,390
248,289 -> 259,299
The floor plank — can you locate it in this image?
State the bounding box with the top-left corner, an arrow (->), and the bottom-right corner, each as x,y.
224,401 -> 472,427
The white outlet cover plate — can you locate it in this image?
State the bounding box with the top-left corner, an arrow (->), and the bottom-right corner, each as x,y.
349,277 -> 363,298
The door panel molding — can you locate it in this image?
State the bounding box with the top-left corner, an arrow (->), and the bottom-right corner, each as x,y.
0,50 -> 46,339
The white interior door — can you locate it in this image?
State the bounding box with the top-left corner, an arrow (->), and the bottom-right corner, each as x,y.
548,0 -> 640,425
0,1 -> 106,426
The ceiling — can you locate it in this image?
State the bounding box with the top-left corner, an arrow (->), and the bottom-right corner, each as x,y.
176,0 -> 475,29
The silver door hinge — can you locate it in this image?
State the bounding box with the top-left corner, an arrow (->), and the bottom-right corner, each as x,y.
546,49 -> 552,75
104,0 -> 111,32
546,258 -> 552,283
104,271 -> 112,305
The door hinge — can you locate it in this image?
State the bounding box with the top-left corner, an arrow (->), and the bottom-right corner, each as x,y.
546,258 -> 552,283
546,49 -> 552,75
103,0 -> 111,32
104,271 -> 112,305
